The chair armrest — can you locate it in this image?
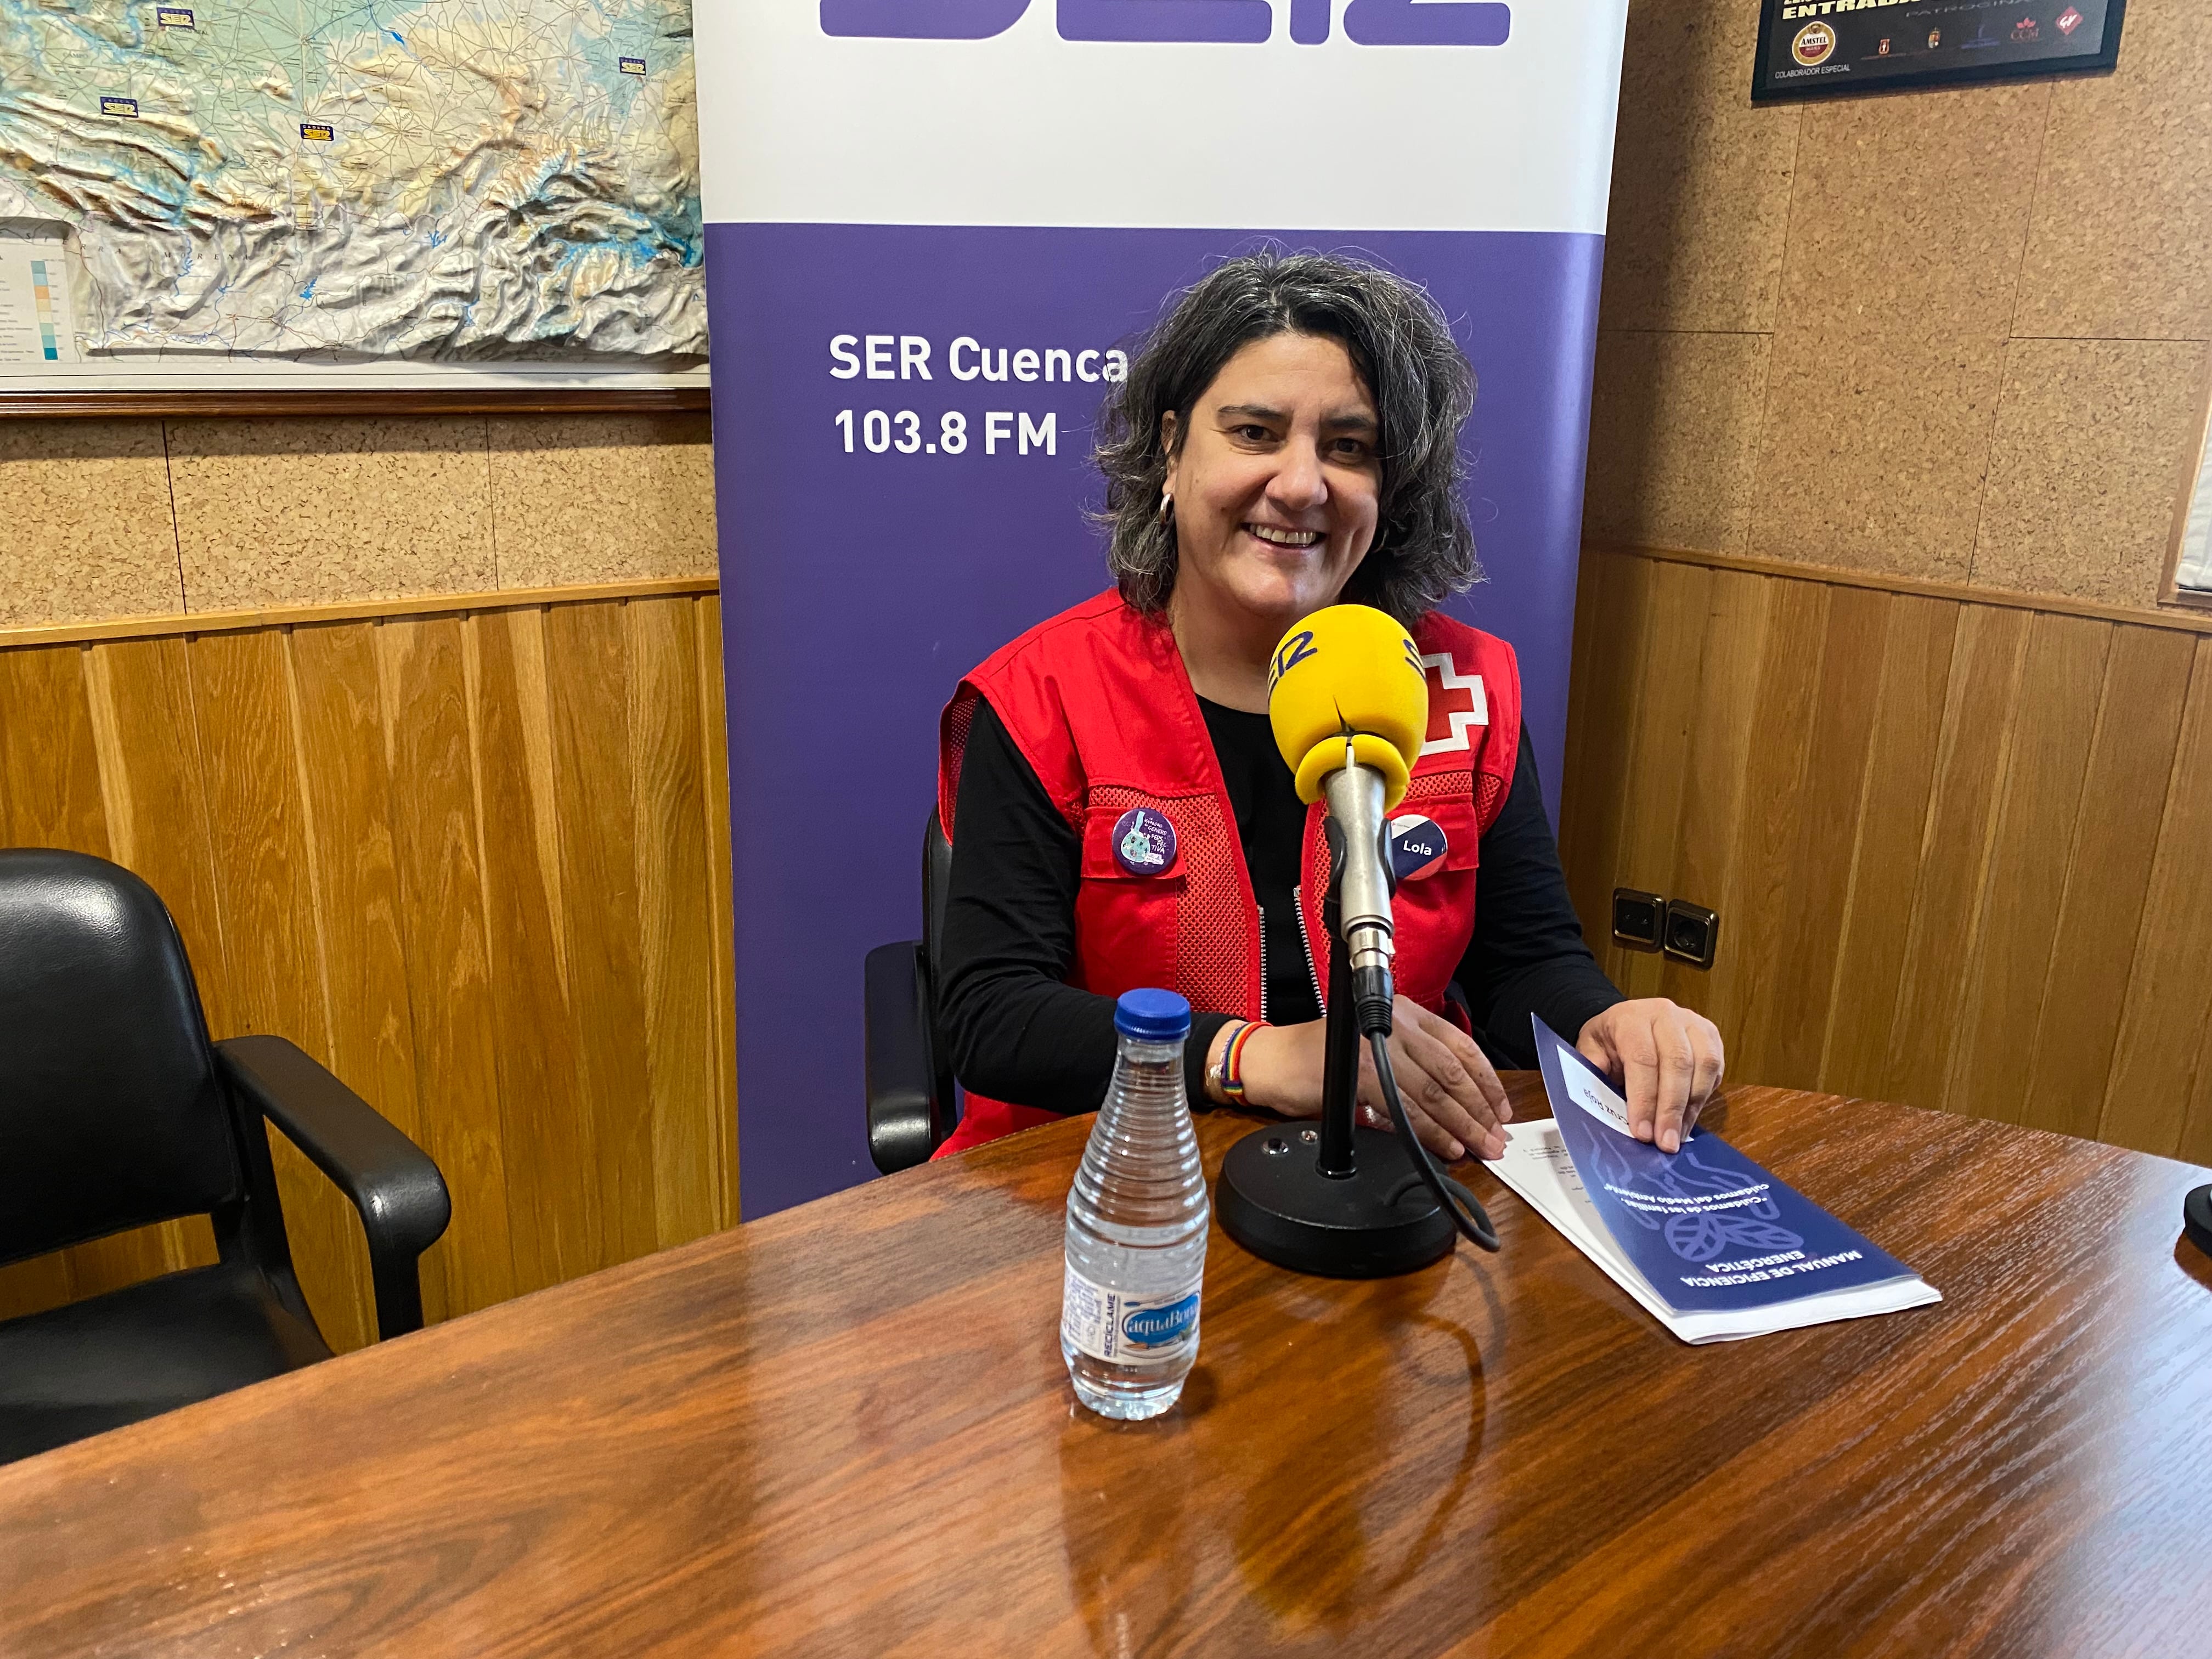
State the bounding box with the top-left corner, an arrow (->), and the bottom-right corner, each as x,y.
866,941 -> 944,1175
215,1036 -> 452,1341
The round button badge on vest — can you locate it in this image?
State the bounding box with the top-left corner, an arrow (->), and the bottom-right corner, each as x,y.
1387,814 -> 1447,883
1112,807 -> 1177,876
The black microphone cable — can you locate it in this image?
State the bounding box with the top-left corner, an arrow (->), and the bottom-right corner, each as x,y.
1369,1029 -> 1501,1254
1334,816 -> 1498,1252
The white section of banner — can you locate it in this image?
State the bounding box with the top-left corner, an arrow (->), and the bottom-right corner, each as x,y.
695,2 -> 1628,235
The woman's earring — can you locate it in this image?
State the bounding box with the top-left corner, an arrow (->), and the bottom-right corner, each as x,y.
1156,490 -> 1174,527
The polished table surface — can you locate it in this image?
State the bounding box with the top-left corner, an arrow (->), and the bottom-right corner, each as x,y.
4,1077 -> 2211,1657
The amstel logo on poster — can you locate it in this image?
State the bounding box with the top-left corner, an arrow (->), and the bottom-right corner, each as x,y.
1792,19 -> 1836,63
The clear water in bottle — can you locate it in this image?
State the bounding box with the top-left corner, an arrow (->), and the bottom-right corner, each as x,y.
1061,988 -> 1210,1421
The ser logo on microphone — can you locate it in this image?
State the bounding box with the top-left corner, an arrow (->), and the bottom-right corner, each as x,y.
1267,628 -> 1317,693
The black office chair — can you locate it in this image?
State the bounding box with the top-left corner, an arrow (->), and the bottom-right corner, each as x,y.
0,849 -> 451,1464
864,811 -> 960,1173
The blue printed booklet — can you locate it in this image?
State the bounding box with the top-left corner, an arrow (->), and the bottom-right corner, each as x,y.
1480,1016 -> 1942,1344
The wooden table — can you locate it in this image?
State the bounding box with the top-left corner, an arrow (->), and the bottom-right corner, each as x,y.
4,1079 -> 2210,1657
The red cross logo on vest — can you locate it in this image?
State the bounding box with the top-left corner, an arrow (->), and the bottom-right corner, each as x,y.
1419,651 -> 1487,756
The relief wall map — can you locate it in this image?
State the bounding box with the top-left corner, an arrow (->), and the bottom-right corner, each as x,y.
0,0 -> 702,361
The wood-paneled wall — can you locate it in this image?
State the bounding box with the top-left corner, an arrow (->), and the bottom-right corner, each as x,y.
0,585 -> 738,1352
1560,545 -> 2212,1164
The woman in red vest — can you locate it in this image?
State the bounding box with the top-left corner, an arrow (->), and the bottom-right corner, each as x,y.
934,253 -> 1723,1163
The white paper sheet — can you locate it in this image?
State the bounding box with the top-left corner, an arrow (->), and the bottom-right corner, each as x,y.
1482,1120 -> 1942,1345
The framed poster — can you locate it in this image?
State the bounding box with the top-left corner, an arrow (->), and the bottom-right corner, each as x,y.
1753,0 -> 2125,102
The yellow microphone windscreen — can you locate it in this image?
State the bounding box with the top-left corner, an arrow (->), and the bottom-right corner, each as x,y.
1266,605 -> 1428,807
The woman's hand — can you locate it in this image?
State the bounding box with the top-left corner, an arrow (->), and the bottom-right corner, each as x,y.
1576,999 -> 1725,1154
1232,996 -> 1510,1161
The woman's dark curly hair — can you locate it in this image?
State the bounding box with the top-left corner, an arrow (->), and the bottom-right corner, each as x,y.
1094,250 -> 1480,628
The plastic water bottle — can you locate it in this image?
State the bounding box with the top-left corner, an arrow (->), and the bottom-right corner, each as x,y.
1060,988 -> 1210,1421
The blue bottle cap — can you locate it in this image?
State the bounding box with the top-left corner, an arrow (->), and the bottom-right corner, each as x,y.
1114,988 -> 1192,1041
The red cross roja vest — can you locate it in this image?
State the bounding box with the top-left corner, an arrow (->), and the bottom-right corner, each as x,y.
933,590 -> 1521,1158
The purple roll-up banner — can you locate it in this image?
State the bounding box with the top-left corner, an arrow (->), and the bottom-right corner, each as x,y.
697,2 -> 1629,1215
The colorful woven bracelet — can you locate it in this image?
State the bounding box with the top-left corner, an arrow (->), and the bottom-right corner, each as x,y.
1205,1023 -> 1242,1104
1220,1019 -> 1262,1103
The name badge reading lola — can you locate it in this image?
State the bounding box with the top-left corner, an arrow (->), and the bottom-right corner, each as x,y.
1111,806 -> 1177,876
1387,814 -> 1448,883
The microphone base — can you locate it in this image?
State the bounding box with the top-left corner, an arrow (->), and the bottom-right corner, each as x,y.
1216,1124 -> 1456,1279
2186,1185 -> 2212,1261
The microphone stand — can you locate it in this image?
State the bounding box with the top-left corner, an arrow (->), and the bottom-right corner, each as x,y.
1216,819 -> 1459,1278
1314,832 -> 1364,1182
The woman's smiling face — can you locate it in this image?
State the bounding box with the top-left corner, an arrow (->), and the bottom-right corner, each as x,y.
1160,331 -> 1382,635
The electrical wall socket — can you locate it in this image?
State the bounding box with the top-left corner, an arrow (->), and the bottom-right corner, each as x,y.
1663,900 -> 1719,969
1611,889 -> 1665,951
1611,889 -> 1720,969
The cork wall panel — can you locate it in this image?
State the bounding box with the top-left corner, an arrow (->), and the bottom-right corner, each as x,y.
167,417 -> 498,611
2015,0 -> 2212,343
488,414 -> 716,589
1584,329 -> 1768,552
1976,340 -> 2211,606
1598,0 -> 1801,333
0,589 -> 741,1347
1746,86 -> 2048,582
1774,89 -> 2050,347
0,411 -> 716,634
1751,332 -> 2006,580
0,421 -> 182,626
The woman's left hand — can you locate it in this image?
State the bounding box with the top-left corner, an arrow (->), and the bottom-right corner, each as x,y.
1575,1000 -> 1725,1154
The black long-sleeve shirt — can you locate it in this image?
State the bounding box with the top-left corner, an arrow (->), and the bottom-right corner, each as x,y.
939,696 -> 1621,1113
